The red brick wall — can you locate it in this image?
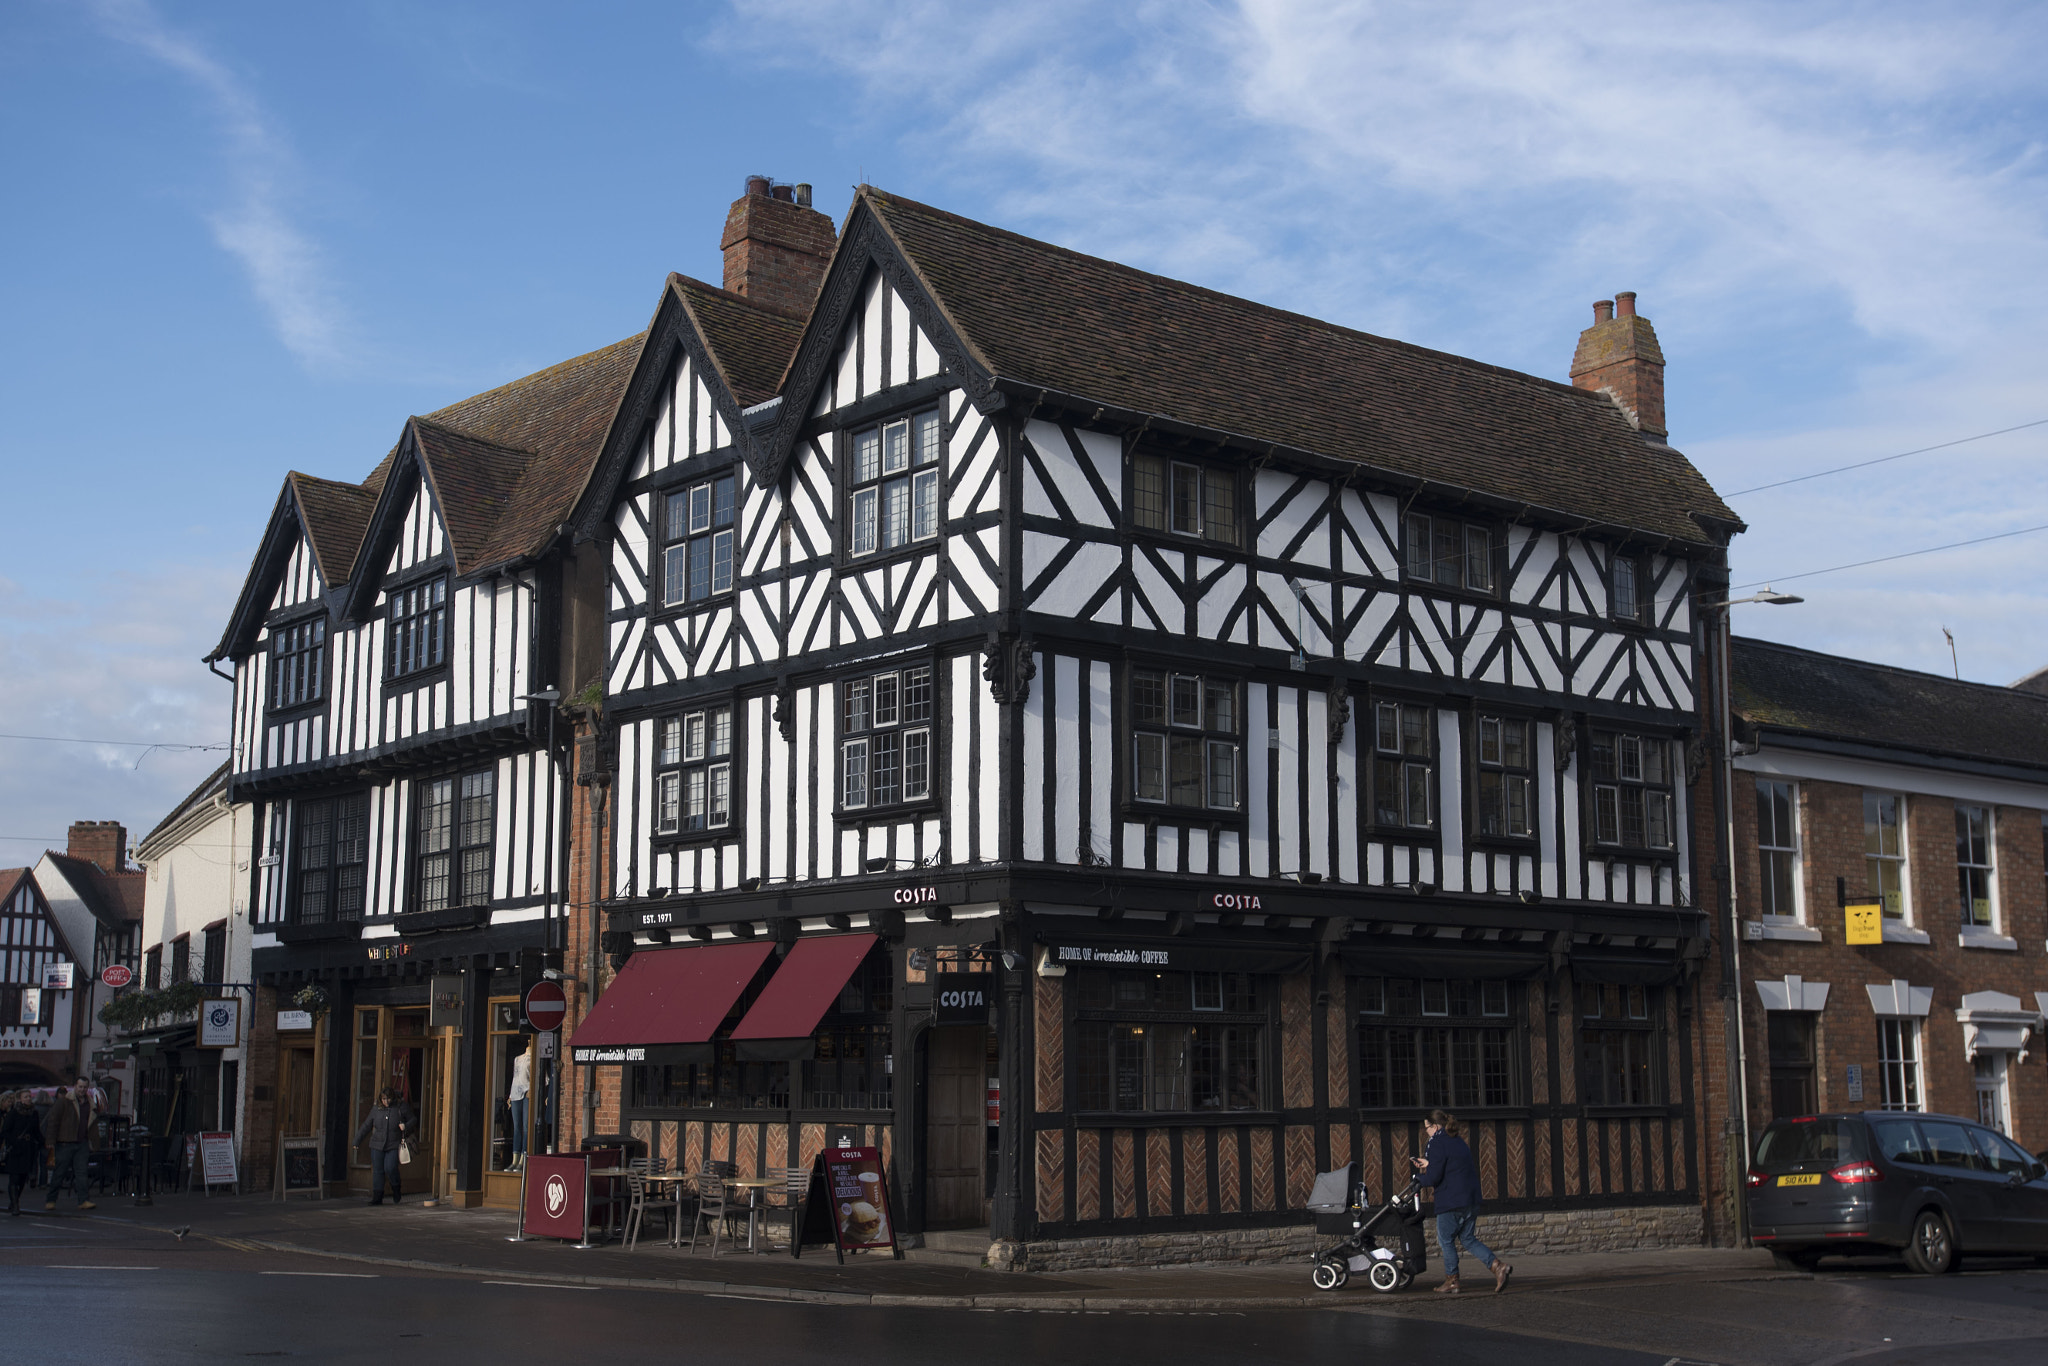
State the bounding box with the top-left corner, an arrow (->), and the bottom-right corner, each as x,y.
1701,765 -> 2048,1237
719,184 -> 835,317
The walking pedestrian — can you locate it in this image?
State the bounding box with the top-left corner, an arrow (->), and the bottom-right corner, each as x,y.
353,1089 -> 413,1205
2,1091 -> 43,1215
1410,1108 -> 1511,1294
41,1078 -> 97,1212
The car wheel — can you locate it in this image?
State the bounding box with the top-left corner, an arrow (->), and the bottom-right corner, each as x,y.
1312,1258 -> 1348,1291
1905,1210 -> 1956,1275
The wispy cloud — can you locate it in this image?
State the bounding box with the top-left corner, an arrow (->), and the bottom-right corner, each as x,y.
719,0 -> 2048,683
87,0 -> 351,367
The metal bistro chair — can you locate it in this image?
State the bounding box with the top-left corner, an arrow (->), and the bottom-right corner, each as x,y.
624,1157 -> 676,1247
688,1170 -> 733,1256
622,1170 -> 653,1251
767,1165 -> 809,1252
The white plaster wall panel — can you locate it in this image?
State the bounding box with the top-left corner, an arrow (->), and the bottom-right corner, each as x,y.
1121,821 -> 1145,868
1130,552 -> 1178,634
1562,757 -> 1582,901
791,687 -> 814,884
953,537 -> 998,620
949,655 -> 974,865
695,374 -> 716,456
1304,690 -> 1331,878
914,322 -> 941,381
949,413 -> 999,522
1437,708 -> 1464,892
1052,655 -> 1081,863
1565,538 -> 1605,618
1335,712 -> 1360,884
651,366 -> 674,470
859,275 -> 885,398
1032,541 -> 1120,618
1087,660 -> 1113,866
886,286 -> 912,392
843,570 -> 884,641
977,660 -> 1000,861
1157,825 -> 1181,874
1536,722 -> 1560,898
1021,654 -> 1047,862
1245,682 -> 1270,878
1026,421 -> 1117,528
1508,526 -> 1551,605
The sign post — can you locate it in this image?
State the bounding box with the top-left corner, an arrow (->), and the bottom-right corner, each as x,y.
522,980 -> 567,1033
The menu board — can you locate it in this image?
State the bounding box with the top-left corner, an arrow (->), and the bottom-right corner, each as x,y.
198,1132 -> 239,1188
277,1136 -> 322,1199
521,1154 -> 590,1241
795,1146 -> 901,1262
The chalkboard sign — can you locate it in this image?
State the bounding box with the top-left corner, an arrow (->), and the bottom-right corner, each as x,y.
277,1136 -> 322,1200
793,1146 -> 901,1263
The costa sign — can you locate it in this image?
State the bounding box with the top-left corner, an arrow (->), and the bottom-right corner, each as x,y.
892,887 -> 938,905
1210,892 -> 1264,911
933,973 -> 988,1026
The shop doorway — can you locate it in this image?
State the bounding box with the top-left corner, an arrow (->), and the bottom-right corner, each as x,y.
926,1026 -> 987,1228
281,1045 -> 318,1136
349,1006 -> 448,1198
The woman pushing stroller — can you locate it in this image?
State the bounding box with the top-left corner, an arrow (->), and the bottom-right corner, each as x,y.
1410,1109 -> 1512,1294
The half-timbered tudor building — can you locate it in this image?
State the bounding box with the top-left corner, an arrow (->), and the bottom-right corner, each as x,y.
567,180 -> 1744,1264
0,867 -> 89,1092
208,338 -> 635,1201
32,820 -> 144,1103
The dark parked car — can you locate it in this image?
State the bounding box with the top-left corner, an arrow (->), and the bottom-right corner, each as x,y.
1747,1111 -> 2048,1273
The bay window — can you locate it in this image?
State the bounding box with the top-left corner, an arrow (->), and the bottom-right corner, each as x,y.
841,664 -> 934,811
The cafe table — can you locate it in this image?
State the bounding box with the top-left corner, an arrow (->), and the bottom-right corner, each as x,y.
723,1176 -> 783,1252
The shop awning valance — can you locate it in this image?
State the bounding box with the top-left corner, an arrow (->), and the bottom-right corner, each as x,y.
729,933 -> 879,1061
1039,938 -> 1314,977
569,941 -> 773,1065
1338,945 -> 1548,981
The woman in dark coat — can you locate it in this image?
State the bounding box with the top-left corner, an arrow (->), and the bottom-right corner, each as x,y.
2,1090 -> 46,1215
353,1089 -> 414,1206
1410,1108 -> 1512,1294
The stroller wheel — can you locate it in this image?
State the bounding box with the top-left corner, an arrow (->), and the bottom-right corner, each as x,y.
1311,1258 -> 1349,1291
1367,1260 -> 1403,1293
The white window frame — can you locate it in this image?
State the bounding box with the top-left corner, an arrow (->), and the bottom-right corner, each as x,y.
1475,714 -> 1533,839
655,704 -> 734,837
1956,803 -> 1997,932
1876,1017 -> 1924,1112
661,474 -> 737,608
1863,791 -> 1909,924
1755,778 -> 1802,923
846,411 -> 943,560
1129,669 -> 1241,812
1591,731 -> 1676,852
840,665 -> 935,812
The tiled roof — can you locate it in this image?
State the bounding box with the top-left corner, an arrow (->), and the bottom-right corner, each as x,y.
43,853 -> 143,928
287,473 -> 378,588
425,335 -> 645,572
1733,637 -> 2048,772
0,868 -> 25,905
409,419 -> 538,576
671,275 -> 807,409
137,763 -> 230,854
860,189 -> 1737,544
2015,664 -> 2048,696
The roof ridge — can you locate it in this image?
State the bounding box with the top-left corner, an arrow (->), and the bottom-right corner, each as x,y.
859,187 -> 1621,411
422,334 -> 645,426
1734,635 -> 2048,704
409,413 -> 539,458
669,272 -> 810,323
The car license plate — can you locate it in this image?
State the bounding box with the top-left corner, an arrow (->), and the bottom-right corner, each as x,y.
1777,1174 -> 1822,1187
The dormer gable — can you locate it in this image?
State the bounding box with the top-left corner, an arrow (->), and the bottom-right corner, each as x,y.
209,476 -> 368,663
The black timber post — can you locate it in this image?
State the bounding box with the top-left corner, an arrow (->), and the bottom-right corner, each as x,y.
451,957 -> 490,1193
991,902 -> 1030,1241
321,975 -> 356,1186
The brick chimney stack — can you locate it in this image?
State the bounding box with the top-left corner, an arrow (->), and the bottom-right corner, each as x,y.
720,175 -> 836,315
67,819 -> 129,873
1570,291 -> 1667,439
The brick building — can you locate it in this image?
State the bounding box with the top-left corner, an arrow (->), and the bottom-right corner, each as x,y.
1699,638 -> 2048,1239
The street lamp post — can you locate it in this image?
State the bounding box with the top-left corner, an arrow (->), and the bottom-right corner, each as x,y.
1701,586 -> 1800,1243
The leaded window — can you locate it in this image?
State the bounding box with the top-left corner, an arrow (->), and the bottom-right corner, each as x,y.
1578,983 -> 1663,1105
1591,732 -> 1674,850
416,769 -> 493,913
270,617 -> 326,709
661,473 -> 736,606
1475,715 -> 1532,838
1610,554 -> 1650,624
841,664 -> 934,810
1129,669 -> 1240,810
847,409 -> 943,558
294,793 -> 367,925
1130,453 -> 1240,547
656,704 -> 733,836
1373,702 -> 1434,828
387,577 -> 448,680
1404,514 -> 1495,594
1073,970 -> 1265,1113
1357,977 -> 1517,1110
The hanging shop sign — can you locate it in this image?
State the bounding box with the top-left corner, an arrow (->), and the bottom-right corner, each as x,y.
18,987 -> 42,1026
198,998 -> 242,1048
100,964 -> 133,989
277,1010 -> 314,1032
42,963 -> 76,990
429,974 -> 466,1029
933,973 -> 992,1026
1843,901 -> 1883,946
794,1146 -> 902,1263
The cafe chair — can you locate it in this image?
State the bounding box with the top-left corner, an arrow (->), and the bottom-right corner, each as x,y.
767,1165 -> 809,1251
688,1172 -> 734,1256
622,1170 -> 657,1251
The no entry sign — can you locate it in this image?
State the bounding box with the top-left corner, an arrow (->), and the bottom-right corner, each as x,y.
100,964 -> 133,989
522,979 -> 567,1033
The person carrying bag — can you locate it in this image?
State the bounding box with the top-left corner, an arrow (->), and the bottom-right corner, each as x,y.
353,1089 -> 414,1206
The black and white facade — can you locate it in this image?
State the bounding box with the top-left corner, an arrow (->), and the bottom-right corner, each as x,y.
575,185 -> 1742,1258
211,340 -> 636,1201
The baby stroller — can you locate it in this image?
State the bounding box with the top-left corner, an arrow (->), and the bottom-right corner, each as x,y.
1306,1163 -> 1428,1292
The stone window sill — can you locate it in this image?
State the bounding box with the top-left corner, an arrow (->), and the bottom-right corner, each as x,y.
1750,920 -> 1822,943
1958,928 -> 2018,952
1881,924 -> 1931,945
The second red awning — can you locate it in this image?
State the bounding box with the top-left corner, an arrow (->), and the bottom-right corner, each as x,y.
569,940 -> 773,1065
729,933 -> 879,1060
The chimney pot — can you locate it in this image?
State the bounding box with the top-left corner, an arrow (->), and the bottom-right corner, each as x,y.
1615,291 -> 1637,317
794,183 -> 813,208
1593,299 -> 1614,323
1571,295 -> 1667,438
745,174 -> 771,198
771,183 -> 794,203
721,176 -> 838,311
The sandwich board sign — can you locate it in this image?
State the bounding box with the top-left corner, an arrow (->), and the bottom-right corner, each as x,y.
793,1146 -> 901,1263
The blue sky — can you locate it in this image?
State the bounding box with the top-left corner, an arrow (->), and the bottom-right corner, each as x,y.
4,0 -> 2046,852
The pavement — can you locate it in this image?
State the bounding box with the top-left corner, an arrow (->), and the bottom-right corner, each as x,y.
19,1188 -> 1797,1311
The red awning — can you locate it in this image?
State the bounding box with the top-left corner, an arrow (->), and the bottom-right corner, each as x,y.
728,933 -> 879,1058
568,941 -> 773,1065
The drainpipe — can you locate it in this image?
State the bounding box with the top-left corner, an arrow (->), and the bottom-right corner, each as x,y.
1716,604 -> 1753,1243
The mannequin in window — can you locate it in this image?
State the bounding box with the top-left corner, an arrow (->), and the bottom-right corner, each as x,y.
509,1049 -> 532,1172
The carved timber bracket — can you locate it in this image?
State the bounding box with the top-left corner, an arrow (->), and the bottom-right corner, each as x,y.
773,682 -> 795,742
1554,713 -> 1579,773
983,634 -> 1038,705
1327,676 -> 1351,744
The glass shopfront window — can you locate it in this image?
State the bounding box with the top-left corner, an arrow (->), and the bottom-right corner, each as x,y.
487,999 -> 533,1172
1072,970 -> 1267,1114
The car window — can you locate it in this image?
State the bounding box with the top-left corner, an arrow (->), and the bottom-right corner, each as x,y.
1755,1118 -> 1869,1167
1917,1120 -> 1985,1170
1970,1127 -> 2032,1176
1869,1117 -> 1926,1164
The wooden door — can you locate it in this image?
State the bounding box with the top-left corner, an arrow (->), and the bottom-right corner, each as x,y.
926,1027 -> 987,1229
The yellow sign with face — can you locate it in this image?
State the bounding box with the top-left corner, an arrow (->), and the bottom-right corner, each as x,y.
1844,901 -> 1883,945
